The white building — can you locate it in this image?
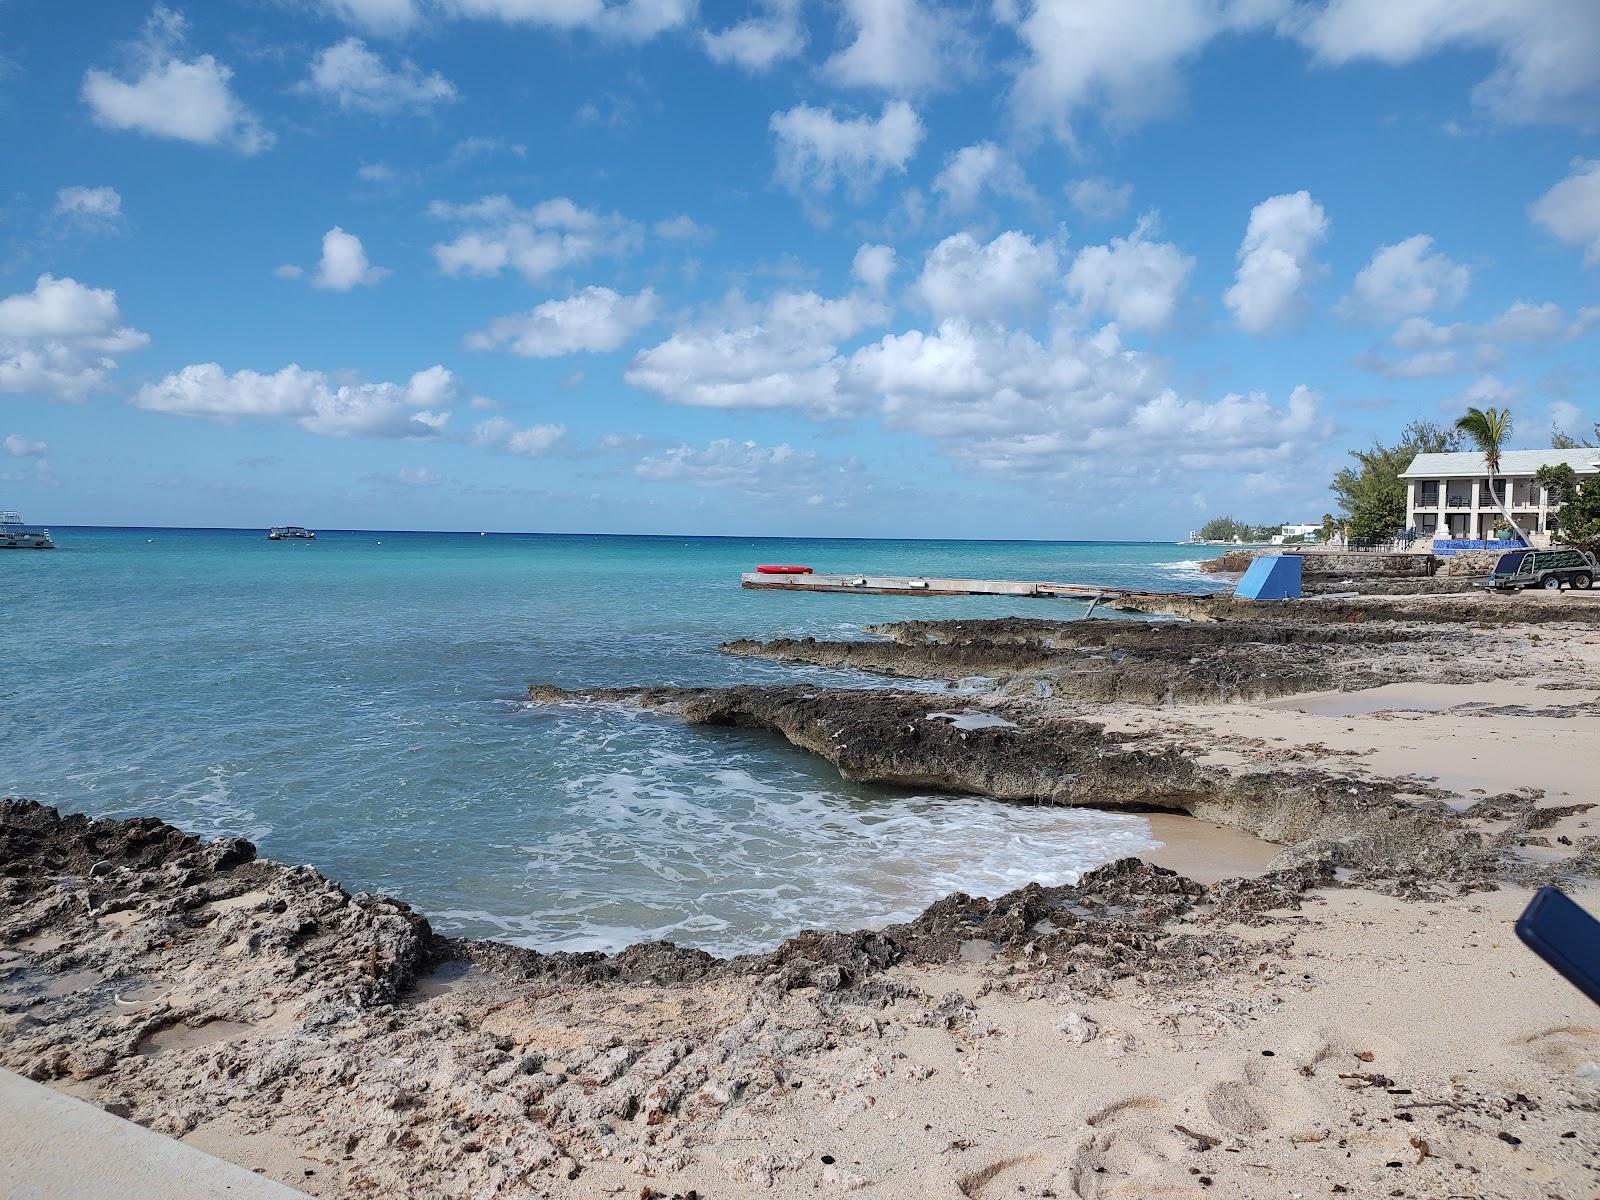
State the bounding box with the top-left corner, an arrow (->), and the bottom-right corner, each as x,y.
1272,523 -> 1321,544
1400,448 -> 1600,541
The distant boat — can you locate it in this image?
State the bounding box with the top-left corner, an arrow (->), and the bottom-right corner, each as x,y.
268,525 -> 316,541
0,511 -> 54,550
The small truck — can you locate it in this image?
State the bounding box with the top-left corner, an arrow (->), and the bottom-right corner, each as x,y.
1477,547 -> 1597,592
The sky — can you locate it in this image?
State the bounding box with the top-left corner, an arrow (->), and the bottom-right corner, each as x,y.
2,0 -> 1598,539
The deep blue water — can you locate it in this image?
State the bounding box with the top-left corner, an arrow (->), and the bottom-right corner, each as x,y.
2,529 -> 1218,954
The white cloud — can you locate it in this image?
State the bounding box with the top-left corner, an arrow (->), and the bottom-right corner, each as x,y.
1356,298 -> 1600,377
428,195 -> 641,282
702,0 -> 806,70
1530,160 -> 1600,266
625,289 -> 888,416
319,0 -> 422,35
0,274 -> 150,402
303,38 -> 458,112
823,0 -> 970,94
852,243 -> 897,293
1004,0 -> 1284,139
1290,0 -> 1600,127
313,226 -> 390,290
380,465 -> 447,486
81,7 -> 271,154
1223,190 -> 1329,333
133,362 -> 455,438
1066,176 -> 1133,222
636,438 -> 856,506
843,315 -> 1327,478
447,0 -> 692,40
654,214 -> 712,240
915,230 -> 1060,322
54,186 -> 122,223
1339,234 -> 1469,321
468,416 -> 567,456
465,287 -> 660,357
931,142 -> 1034,212
770,100 -> 924,207
4,433 -> 48,457
274,264 -> 306,280
1066,215 -> 1195,331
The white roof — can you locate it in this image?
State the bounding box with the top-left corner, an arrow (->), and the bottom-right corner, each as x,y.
1400,448 -> 1600,479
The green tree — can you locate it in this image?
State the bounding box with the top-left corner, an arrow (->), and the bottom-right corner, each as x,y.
1551,423 -> 1598,449
1330,420 -> 1462,541
1535,463 -> 1600,549
1454,406 -> 1524,541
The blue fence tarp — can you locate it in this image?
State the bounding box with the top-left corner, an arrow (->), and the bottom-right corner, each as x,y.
1432,538 -> 1528,556
1234,554 -> 1302,600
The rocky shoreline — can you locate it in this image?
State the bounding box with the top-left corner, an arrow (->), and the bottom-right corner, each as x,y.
5,588 -> 1600,1198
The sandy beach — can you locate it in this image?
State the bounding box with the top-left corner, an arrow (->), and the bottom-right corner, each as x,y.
4,589 -> 1599,1199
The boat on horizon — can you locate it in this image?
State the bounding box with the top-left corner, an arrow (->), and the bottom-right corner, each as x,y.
267,525 -> 316,541
0,511 -> 55,550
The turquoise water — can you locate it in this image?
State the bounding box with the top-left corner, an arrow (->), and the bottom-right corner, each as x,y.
2,529 -> 1217,954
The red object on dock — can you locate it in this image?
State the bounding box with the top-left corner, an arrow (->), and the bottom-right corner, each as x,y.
755,564 -> 814,574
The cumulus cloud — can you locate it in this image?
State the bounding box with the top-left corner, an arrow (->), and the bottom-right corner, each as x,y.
654,214 -> 711,240
1066,215 -> 1195,332
636,438 -> 860,506
319,0 -> 422,35
844,315 -> 1326,478
81,6 -> 271,154
372,465 -> 447,486
0,274 -> 150,402
1530,160 -> 1600,266
4,433 -> 48,457
1357,299 -> 1600,377
303,38 -> 458,112
428,195 -> 641,282
770,100 -> 924,207
133,362 -> 455,438
702,0 -> 806,70
1339,234 -> 1469,322
1066,176 -> 1133,222
465,287 -> 660,357
1003,0 -> 1282,139
54,186 -> 123,226
822,0 -> 971,94
625,289 -> 888,416
914,230 -> 1060,322
852,243 -> 897,293
448,0 -> 692,40
931,142 -> 1034,212
467,416 -> 567,456
1290,0 -> 1600,127
1223,190 -> 1329,333
310,227 -> 390,290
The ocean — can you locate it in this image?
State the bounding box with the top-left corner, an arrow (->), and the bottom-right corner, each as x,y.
2,529 -> 1218,956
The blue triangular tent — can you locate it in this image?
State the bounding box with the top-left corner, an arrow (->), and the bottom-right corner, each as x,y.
1234,554 -> 1301,600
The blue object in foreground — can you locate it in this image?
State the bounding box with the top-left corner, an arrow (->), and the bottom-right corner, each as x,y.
1234,554 -> 1302,600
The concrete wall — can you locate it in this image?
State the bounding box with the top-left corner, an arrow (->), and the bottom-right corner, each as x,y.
1201,549 -> 1435,578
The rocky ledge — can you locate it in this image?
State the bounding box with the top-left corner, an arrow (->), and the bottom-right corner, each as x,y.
2,799 -> 1340,1197
526,683 -> 1597,891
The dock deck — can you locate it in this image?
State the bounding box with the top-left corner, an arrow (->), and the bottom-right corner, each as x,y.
740,571 -> 1216,601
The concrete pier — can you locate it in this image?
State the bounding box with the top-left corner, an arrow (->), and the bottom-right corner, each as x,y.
739,572 -> 1216,601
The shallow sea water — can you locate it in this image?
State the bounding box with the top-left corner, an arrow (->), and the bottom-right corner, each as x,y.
2,529 -> 1218,955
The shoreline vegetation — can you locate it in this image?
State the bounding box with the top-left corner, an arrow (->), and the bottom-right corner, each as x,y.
5,589 -> 1600,1197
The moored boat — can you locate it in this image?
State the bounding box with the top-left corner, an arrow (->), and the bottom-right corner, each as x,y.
0,511 -> 54,549
268,525 -> 316,541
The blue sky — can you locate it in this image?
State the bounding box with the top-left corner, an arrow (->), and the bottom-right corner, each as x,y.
2,0 -> 1598,538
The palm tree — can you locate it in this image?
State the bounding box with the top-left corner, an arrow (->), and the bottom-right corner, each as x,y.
1454,406 -> 1527,543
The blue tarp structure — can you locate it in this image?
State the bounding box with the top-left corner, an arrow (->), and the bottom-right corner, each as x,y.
1234,554 -> 1302,600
